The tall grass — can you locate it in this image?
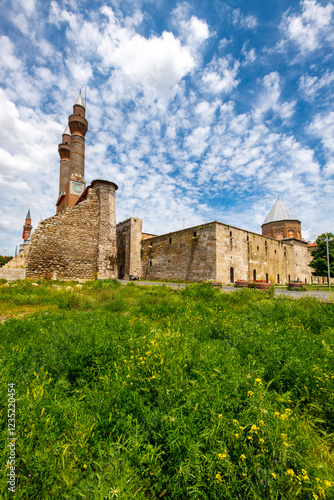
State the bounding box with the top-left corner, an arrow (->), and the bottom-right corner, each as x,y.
0,281 -> 333,499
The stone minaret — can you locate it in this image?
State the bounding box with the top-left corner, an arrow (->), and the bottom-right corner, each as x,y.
68,90 -> 88,179
56,91 -> 88,213
58,124 -> 71,197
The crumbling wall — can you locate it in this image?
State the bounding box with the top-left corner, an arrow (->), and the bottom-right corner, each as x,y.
26,180 -> 118,281
26,190 -> 99,280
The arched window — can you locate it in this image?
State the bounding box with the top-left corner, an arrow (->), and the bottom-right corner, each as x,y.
277,274 -> 280,284
253,269 -> 256,280
230,267 -> 234,283
265,273 -> 269,282
169,237 -> 172,244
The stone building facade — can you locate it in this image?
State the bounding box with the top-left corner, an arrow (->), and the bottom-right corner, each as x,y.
26,93 -> 314,284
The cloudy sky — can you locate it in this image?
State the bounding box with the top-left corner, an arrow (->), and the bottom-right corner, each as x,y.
1,0 -> 334,254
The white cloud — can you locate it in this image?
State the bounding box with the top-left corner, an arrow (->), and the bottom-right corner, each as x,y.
253,72 -> 296,120
299,70 -> 334,99
14,0 -> 36,17
309,111 -> 334,154
0,36 -> 21,72
202,56 -> 240,94
281,0 -> 334,53
184,126 -> 211,156
231,9 -> 257,29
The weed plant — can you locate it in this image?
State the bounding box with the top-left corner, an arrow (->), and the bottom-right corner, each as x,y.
0,281 -> 333,499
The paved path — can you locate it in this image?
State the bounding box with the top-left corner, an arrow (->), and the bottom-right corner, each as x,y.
120,280 -> 334,302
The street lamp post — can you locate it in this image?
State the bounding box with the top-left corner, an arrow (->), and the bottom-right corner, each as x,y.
320,235 -> 333,291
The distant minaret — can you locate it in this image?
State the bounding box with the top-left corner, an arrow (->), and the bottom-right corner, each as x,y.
22,209 -> 32,242
58,124 -> 71,197
68,90 -> 88,179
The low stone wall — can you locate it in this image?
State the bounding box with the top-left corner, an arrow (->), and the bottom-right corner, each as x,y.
0,268 -> 26,281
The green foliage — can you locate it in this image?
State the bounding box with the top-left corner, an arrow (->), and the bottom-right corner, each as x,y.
0,255 -> 12,267
309,232 -> 334,277
0,282 -> 334,499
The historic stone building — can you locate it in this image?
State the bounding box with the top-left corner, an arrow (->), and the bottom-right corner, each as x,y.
26,93 -> 313,284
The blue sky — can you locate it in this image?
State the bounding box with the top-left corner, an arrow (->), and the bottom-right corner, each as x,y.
1,0 -> 334,255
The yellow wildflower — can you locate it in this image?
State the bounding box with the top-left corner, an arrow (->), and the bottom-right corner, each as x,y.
259,438 -> 264,445
274,412 -> 280,418
83,464 -> 88,469
247,391 -> 254,397
272,473 -> 277,479
235,433 -> 239,439
218,453 -> 227,460
216,473 -> 222,483
233,419 -> 239,426
218,414 -> 223,419
324,480 -> 332,488
286,469 -> 295,477
259,419 -> 264,426
240,454 -> 246,461
254,378 -> 262,386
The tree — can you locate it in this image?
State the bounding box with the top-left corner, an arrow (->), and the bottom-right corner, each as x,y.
309,233 -> 334,277
0,256 -> 13,267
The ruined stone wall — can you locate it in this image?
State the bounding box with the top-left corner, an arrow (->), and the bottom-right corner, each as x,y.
27,190 -> 99,280
26,180 -> 118,281
141,224 -> 216,281
116,218 -> 142,279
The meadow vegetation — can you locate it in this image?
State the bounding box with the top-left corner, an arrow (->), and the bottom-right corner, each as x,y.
0,280 -> 334,499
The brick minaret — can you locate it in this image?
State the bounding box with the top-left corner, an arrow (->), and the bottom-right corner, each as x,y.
56,91 -> 88,214
68,90 -> 88,179
22,209 -> 32,242
58,124 -> 71,197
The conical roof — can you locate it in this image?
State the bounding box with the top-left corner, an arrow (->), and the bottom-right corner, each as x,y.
63,124 -> 71,135
74,90 -> 85,107
26,209 -> 31,220
262,197 -> 300,225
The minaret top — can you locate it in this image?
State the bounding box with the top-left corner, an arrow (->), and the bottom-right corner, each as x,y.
63,124 -> 71,136
74,90 -> 85,108
26,209 -> 31,221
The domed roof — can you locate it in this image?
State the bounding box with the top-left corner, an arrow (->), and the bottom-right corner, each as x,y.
262,197 -> 300,226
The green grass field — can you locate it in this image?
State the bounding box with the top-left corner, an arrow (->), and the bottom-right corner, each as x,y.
1,280 -> 334,499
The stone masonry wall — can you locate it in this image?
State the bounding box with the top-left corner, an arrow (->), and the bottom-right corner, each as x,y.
216,223 -> 312,284
26,189 -> 100,280
94,180 -> 118,279
141,224 -> 217,281
116,218 -> 142,279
